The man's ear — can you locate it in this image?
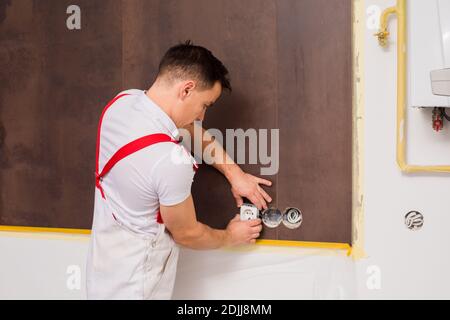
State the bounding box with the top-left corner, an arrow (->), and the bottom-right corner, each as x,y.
180,81 -> 196,100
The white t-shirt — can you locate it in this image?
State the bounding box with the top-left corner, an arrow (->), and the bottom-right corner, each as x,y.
95,89 -> 196,236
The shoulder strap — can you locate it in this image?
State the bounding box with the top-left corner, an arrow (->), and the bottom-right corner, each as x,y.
95,93 -> 131,178
94,94 -> 179,199
96,134 -> 179,199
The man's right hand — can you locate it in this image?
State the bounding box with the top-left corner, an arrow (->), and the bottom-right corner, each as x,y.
225,214 -> 263,246
162,195 -> 263,250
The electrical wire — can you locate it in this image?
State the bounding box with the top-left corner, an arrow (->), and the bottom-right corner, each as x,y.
439,107 -> 450,121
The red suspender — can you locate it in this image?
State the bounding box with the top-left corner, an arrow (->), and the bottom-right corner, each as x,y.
95,133 -> 179,199
94,93 -> 179,223
95,93 -> 131,198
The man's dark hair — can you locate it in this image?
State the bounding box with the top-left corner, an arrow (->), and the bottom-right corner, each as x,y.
158,40 -> 232,92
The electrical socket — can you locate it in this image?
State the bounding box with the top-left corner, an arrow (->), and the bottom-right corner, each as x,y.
240,203 -> 259,221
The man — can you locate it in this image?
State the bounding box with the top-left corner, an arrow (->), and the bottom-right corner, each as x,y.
86,41 -> 272,300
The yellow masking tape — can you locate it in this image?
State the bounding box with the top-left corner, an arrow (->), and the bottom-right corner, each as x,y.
0,225 -> 91,234
350,0 -> 366,260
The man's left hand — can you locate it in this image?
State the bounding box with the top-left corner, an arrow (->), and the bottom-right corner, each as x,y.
228,169 -> 272,210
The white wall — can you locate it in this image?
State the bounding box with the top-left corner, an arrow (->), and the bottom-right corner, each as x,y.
2,0 -> 450,299
0,233 -> 90,299
356,0 -> 450,299
0,233 -> 355,300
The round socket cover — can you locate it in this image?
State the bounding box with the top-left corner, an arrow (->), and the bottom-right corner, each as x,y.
261,208 -> 283,228
405,211 -> 423,230
282,207 -> 303,229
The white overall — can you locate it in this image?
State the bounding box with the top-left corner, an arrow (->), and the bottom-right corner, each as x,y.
86,93 -> 196,300
87,192 -> 180,300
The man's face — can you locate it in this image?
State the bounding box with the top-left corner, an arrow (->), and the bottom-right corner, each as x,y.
179,81 -> 222,126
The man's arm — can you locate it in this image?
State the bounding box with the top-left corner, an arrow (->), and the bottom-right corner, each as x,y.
183,122 -> 273,210
161,194 -> 262,250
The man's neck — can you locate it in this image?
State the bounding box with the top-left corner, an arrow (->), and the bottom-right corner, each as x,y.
145,84 -> 180,127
